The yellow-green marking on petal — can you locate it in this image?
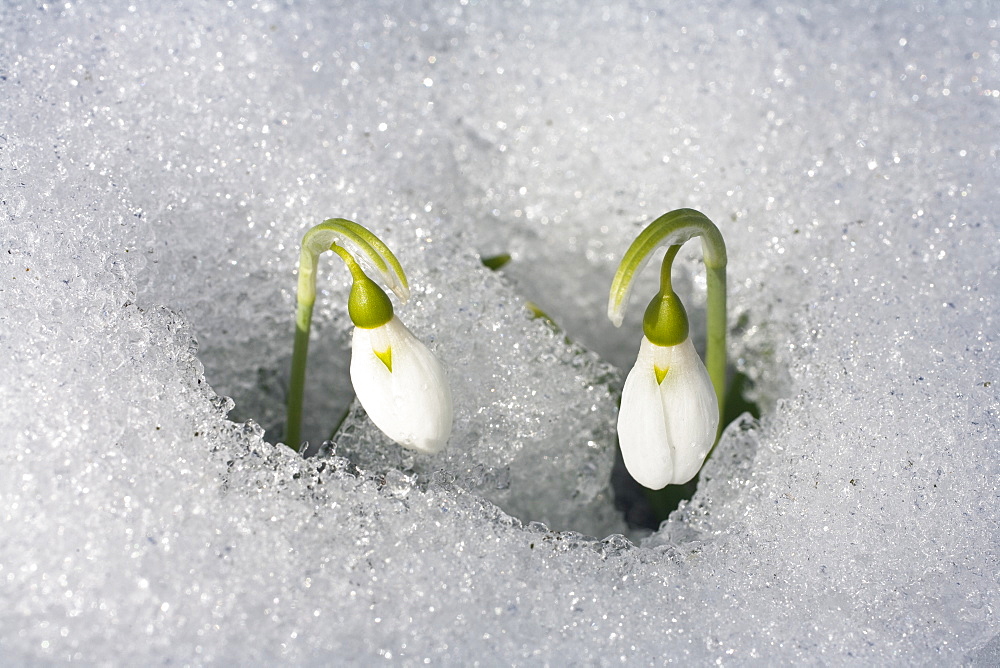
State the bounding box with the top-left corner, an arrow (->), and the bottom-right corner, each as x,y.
655,364 -> 669,385
374,345 -> 393,372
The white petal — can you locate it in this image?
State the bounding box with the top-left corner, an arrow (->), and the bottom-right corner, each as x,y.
617,339 -> 674,490
350,317 -> 453,454
617,336 -> 720,490
656,338 -> 719,485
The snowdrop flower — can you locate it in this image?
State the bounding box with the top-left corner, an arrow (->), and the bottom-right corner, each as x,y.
618,333 -> 719,489
348,278 -> 452,454
608,209 -> 728,489
286,218 -> 452,454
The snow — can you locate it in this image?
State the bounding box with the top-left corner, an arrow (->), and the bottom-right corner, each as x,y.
1,0 -> 998,663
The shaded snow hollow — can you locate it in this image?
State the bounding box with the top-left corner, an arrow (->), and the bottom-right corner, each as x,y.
1,1 -> 998,664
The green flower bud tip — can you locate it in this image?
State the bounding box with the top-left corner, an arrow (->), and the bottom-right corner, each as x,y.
348,275 -> 394,330
642,290 -> 690,347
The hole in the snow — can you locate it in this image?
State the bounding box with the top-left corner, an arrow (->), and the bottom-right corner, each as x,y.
227,323 -> 355,457
210,247 -> 767,543
482,252 -> 766,533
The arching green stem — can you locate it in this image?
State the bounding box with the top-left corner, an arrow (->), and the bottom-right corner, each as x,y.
659,245 -> 681,291
609,208 -> 728,424
704,256 -> 727,425
285,219 -> 409,451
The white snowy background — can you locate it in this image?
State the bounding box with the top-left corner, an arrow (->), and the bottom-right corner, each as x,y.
1,0 -> 998,664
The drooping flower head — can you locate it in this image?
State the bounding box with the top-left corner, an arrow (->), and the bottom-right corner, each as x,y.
608,209 -> 727,489
617,284 -> 718,488
286,218 -> 452,454
338,250 -> 452,454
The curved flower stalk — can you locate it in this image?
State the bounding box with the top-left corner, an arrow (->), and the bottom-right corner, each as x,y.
608,209 -> 727,489
285,218 -> 452,454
